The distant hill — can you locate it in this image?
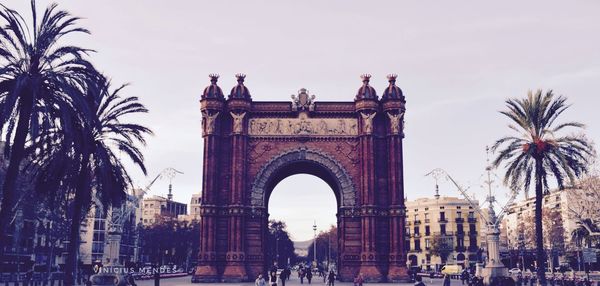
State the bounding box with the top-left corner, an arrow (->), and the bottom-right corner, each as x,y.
293,239 -> 312,257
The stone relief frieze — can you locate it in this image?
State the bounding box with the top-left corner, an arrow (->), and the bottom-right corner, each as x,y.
248,114 -> 358,137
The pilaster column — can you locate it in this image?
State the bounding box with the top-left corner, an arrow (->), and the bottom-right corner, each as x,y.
355,98 -> 383,282
223,99 -> 251,282
193,97 -> 224,283
383,99 -> 409,282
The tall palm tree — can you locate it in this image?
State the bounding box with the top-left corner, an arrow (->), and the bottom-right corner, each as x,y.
32,76 -> 152,285
0,0 -> 98,255
72,77 -> 151,285
492,90 -> 593,285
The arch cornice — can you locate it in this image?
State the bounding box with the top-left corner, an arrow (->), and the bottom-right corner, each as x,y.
250,147 -> 357,208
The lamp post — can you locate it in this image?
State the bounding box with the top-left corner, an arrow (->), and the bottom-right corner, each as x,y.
427,148 -> 516,283
313,220 -> 317,268
327,231 -> 331,271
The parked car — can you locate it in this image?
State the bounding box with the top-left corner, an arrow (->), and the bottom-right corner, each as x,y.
509,268 -> 522,275
441,265 -> 462,275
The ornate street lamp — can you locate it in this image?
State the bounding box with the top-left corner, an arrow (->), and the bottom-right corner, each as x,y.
427,147 -> 517,283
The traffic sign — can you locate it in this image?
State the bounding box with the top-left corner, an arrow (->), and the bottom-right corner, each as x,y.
582,248 -> 597,263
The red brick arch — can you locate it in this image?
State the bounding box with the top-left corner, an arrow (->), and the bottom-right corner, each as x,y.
193,75 -> 409,283
250,147 -> 356,208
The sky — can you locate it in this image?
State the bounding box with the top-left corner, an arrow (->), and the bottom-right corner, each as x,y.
5,1 -> 600,241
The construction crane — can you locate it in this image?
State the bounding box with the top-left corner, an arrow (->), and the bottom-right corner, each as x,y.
108,167 -> 183,231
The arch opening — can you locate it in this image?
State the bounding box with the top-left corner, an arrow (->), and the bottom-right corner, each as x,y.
250,148 -> 356,209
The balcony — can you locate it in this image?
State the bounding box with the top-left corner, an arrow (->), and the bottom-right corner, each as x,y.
468,231 -> 478,236
468,217 -> 477,223
455,218 -> 464,223
468,245 -> 479,252
438,231 -> 454,236
455,246 -> 466,252
456,231 -> 465,237
438,218 -> 448,223
414,220 -> 422,225
424,219 -> 430,223
413,233 -> 421,238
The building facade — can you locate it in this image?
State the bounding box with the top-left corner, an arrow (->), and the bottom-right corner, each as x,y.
405,196 -> 483,271
141,195 -> 187,226
79,193 -> 143,268
504,186 -> 600,269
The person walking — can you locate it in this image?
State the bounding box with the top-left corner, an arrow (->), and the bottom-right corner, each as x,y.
270,271 -> 278,286
414,276 -> 426,286
461,269 -> 469,285
327,270 -> 336,286
443,274 -> 452,286
306,268 -> 313,284
354,273 -> 364,286
279,268 -> 288,286
299,268 -> 305,284
255,274 -> 267,286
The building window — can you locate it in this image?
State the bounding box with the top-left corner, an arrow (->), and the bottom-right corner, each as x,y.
456,211 -> 462,218
425,226 -> 430,236
457,224 -> 464,234
440,212 -> 446,221
457,206 -> 461,209
468,212 -> 474,218
441,224 -> 446,235
425,238 -> 431,249
414,239 -> 421,251
414,226 -> 420,235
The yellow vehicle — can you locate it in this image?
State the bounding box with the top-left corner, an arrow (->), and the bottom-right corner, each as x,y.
440,264 -> 462,275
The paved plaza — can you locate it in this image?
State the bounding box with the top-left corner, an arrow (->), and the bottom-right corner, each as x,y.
135,274 -> 450,286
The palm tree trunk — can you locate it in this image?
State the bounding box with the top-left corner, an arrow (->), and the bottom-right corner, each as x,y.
65,188 -> 83,286
65,171 -> 88,286
534,158 -> 547,285
0,92 -> 34,264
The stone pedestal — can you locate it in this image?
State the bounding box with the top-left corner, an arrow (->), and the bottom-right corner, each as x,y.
192,265 -> 219,283
387,265 -> 411,282
358,264 -> 383,282
482,226 -> 508,285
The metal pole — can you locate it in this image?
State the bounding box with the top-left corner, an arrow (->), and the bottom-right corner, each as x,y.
313,220 -> 317,268
328,232 -> 331,271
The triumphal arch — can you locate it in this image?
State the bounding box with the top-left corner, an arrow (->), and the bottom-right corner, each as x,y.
192,73 -> 408,282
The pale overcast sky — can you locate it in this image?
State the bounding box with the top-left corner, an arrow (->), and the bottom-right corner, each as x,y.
6,1 -> 600,241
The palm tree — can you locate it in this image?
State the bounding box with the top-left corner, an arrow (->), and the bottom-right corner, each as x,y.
32,76 -> 152,285
0,0 -> 98,255
492,90 -> 594,285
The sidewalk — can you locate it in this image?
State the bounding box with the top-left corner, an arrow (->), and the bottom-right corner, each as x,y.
134,275 -> 449,286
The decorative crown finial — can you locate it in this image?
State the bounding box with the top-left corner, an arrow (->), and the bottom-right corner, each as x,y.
387,74 -> 398,82
235,73 -> 246,82
209,73 -> 219,83
361,74 -> 372,82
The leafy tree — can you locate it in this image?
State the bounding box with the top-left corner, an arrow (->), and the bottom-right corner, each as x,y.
140,217 -> 200,269
0,1 -> 100,258
543,208 -> 565,271
266,220 -> 297,267
492,90 -> 594,284
429,234 -> 452,264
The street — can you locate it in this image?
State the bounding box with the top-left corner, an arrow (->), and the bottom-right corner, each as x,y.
135,274 -> 451,286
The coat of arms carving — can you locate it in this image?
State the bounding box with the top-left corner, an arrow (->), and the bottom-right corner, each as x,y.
291,88 -> 315,111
